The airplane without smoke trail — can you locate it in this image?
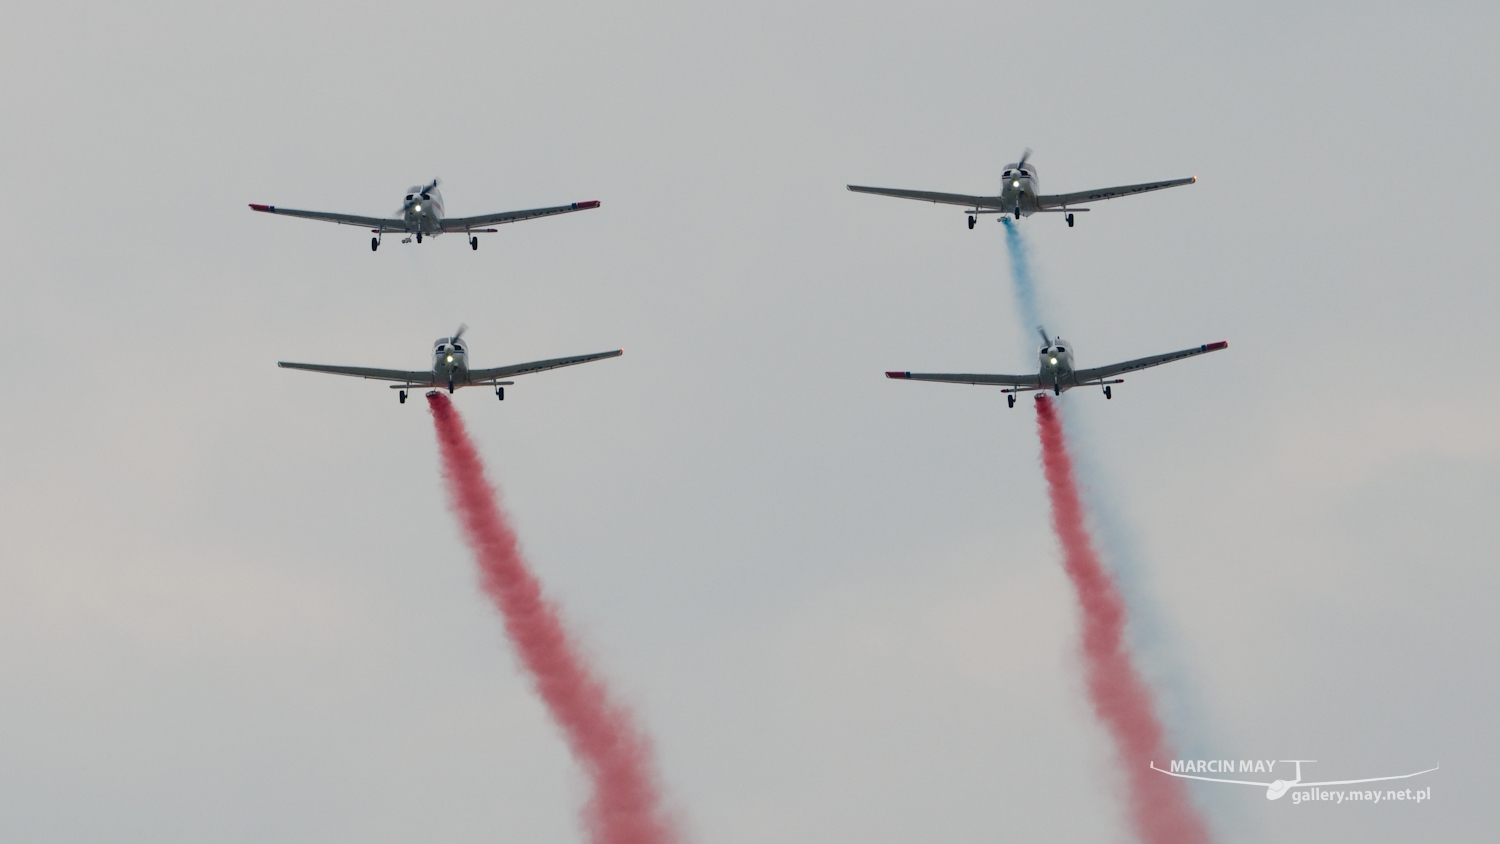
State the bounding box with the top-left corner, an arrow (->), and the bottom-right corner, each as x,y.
249,179 -> 600,251
278,325 -> 622,404
848,150 -> 1195,229
886,327 -> 1227,406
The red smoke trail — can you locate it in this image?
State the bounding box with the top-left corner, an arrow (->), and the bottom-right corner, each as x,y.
427,392 -> 678,844
1033,395 -> 1211,844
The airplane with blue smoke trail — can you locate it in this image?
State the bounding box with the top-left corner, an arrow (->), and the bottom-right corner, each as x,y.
847,150 -> 1195,229
886,328 -> 1226,407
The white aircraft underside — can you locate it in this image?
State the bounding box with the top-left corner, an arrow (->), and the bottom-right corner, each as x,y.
250,179 -> 600,250
848,150 -> 1195,228
278,326 -> 622,403
887,328 -> 1226,405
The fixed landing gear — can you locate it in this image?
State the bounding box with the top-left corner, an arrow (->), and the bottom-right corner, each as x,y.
399,390 -> 407,404
371,237 -> 380,251
401,236 -> 413,243
447,378 -> 455,394
416,232 -> 423,244
968,215 -> 976,229
1007,394 -> 1016,408
1053,383 -> 1061,396
1014,207 -> 1022,220
470,236 -> 479,250
1066,213 -> 1075,228
1103,385 -> 1112,400
496,386 -> 505,401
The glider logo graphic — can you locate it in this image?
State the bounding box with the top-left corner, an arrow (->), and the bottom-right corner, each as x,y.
1150,759 -> 1438,802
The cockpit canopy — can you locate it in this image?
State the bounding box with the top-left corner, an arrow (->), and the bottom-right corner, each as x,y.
434,341 -> 466,353
1002,164 -> 1037,180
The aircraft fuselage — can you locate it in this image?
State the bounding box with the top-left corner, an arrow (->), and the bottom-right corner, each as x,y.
404,184 -> 446,236
1038,337 -> 1077,390
433,333 -> 469,388
998,162 -> 1041,217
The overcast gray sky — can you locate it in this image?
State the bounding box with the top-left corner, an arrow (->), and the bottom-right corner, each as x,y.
1,2 -> 1495,842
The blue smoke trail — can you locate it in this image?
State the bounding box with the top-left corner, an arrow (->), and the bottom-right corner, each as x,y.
1000,219 -> 1043,336
998,222 -> 1234,825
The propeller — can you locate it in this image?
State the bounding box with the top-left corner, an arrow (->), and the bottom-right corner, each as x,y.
452,323 -> 468,344
1017,148 -> 1032,170
1036,325 -> 1050,347
400,179 -> 441,214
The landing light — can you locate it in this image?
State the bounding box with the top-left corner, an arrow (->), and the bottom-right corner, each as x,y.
414,204 -> 421,212
1050,357 -> 1058,365
447,355 -> 454,363
1012,180 -> 1019,187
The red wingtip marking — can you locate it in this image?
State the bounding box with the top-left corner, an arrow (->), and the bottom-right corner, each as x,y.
248,203 -> 272,212
885,371 -> 909,379
1205,340 -> 1228,351
575,200 -> 601,209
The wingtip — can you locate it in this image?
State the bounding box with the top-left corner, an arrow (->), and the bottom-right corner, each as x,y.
573,200 -> 601,210
1191,175 -> 1198,183
885,371 -> 910,379
249,203 -> 273,212
1205,340 -> 1228,351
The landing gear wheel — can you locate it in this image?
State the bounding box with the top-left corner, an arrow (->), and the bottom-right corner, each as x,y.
968,216 -> 976,229
1054,384 -> 1061,396
1066,213 -> 1074,228
416,232 -> 423,244
470,236 -> 478,250
1007,394 -> 1016,408
399,390 -> 407,404
1014,207 -> 1022,220
372,237 -> 380,251
496,386 -> 505,401
1104,385 -> 1112,400
447,379 -> 454,394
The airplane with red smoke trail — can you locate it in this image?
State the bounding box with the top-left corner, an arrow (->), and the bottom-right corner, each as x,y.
278,324 -> 621,404
886,327 -> 1226,406
848,149 -> 1196,229
249,178 -> 600,251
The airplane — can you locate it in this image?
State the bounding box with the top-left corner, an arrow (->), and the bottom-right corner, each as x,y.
249,179 -> 600,251
1149,760 -> 1440,801
885,327 -> 1227,406
847,150 -> 1195,229
278,325 -> 622,404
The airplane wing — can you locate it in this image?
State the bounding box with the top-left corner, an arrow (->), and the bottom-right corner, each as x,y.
441,200 -> 601,232
885,371 -> 1041,387
1038,176 -> 1196,209
249,204 -> 406,231
1072,341 -> 1227,383
278,361 -> 434,384
468,349 -> 623,382
847,185 -> 1003,209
